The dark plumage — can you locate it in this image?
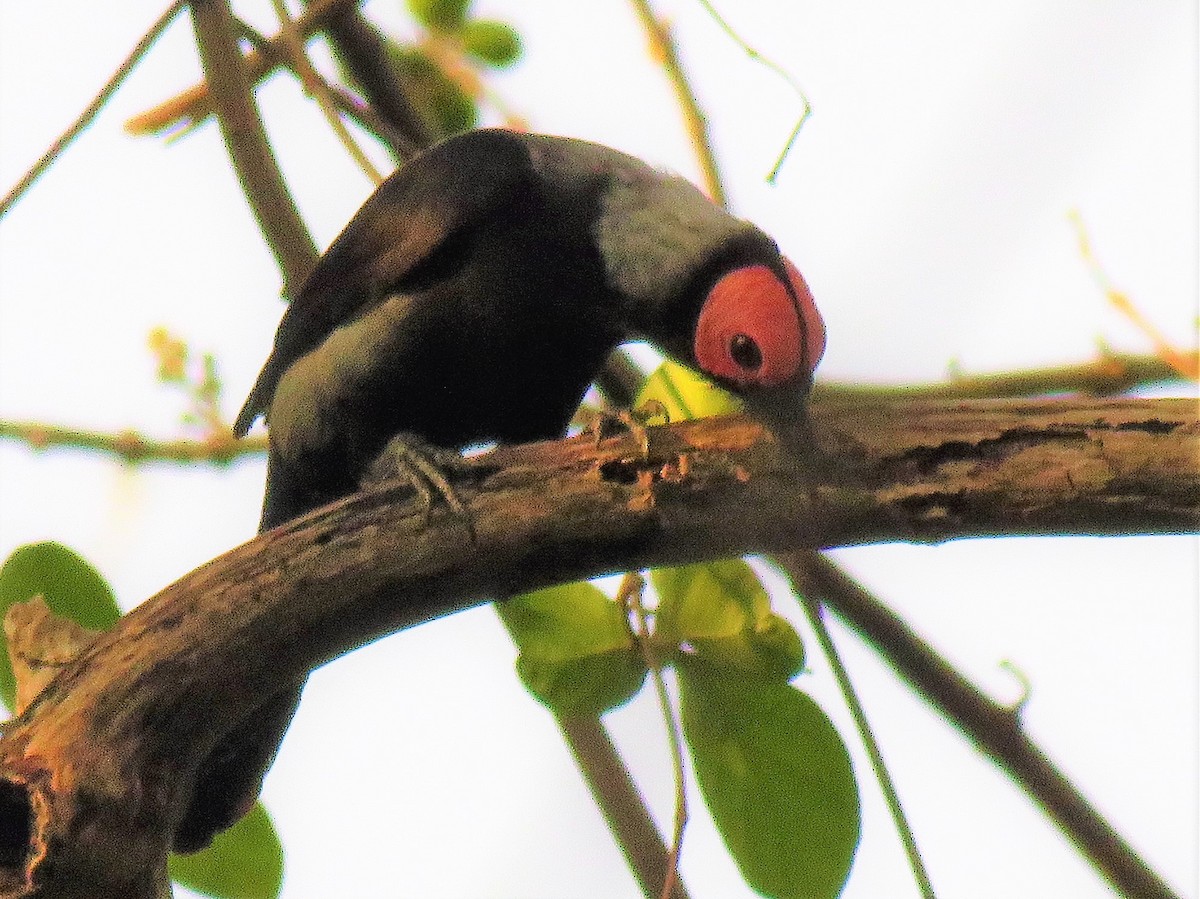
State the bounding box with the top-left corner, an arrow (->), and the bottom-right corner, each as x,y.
179,128 -> 825,851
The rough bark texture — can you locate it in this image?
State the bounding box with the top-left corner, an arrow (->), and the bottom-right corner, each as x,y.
0,396 -> 1195,897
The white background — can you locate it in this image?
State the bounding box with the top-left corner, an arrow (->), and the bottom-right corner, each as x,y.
0,2 -> 1196,898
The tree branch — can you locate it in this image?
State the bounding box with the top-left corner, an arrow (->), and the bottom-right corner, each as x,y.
191,0 -> 318,293
558,715 -> 690,899
627,0 -> 725,206
0,397 -> 1194,896
129,0 -> 352,132
0,419 -> 266,465
0,1 -> 188,220
812,352 -> 1188,402
777,550 -> 1181,899
316,2 -> 435,154
0,352 -> 1185,465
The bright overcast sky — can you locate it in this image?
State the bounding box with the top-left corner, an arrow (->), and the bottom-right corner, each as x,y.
0,2 -> 1197,898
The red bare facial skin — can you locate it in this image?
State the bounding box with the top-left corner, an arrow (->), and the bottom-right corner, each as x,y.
693,257 -> 826,388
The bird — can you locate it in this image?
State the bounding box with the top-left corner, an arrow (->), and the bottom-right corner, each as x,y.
179,127 -> 826,852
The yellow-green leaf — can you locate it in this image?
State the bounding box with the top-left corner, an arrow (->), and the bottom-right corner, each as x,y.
636,359 -> 740,422
497,583 -> 646,717
383,45 -> 478,139
462,20 -> 522,67
653,560 -> 804,680
406,0 -> 471,32
679,660 -> 860,899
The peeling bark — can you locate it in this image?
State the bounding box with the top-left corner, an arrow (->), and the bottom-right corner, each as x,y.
0,396 -> 1195,897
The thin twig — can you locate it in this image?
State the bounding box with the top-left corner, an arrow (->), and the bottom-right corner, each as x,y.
811,352 -> 1189,403
557,716 -> 692,899
191,0 -> 319,294
267,0 -> 384,184
1069,210 -> 1199,380
781,550 -> 1181,899
619,574 -> 689,899
0,353 -> 1185,467
0,1 -> 188,220
126,0 -> 355,131
627,0 -> 726,207
690,0 -> 813,182
792,581 -> 936,898
320,7 -> 436,154
0,420 -> 266,465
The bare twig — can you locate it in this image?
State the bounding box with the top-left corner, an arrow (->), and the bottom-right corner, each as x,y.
0,353 -> 1187,466
127,0 -> 418,158
557,716 -> 691,899
0,419 -> 265,465
127,0 -> 354,132
1070,211 -> 1199,380
689,0 -> 813,182
811,352 -> 1190,403
627,0 -> 726,207
0,1 -> 187,220
267,0 -> 384,184
793,583 -> 935,897
781,551 -> 1182,899
620,574 -> 689,899
319,4 -> 436,154
190,0 -> 318,294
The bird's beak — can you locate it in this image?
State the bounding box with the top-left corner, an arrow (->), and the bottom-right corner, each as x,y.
739,376 -> 820,463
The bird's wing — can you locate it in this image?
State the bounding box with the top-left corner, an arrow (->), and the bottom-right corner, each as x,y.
233,129 -> 535,437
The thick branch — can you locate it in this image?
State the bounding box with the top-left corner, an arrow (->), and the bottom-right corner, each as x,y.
0,397 -> 1194,895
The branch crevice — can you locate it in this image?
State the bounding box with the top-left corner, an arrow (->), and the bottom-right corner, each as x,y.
0,396 -> 1195,896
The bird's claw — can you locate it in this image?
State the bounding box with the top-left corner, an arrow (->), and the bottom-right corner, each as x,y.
361,433 -> 472,523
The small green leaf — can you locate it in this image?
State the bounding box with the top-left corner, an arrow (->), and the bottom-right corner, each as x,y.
637,359 -> 740,423
654,559 -> 770,642
384,45 -> 478,139
697,613 -> 806,683
497,583 -> 647,717
653,560 -> 804,681
678,659 -> 860,899
462,20 -> 522,67
169,802 -> 283,899
0,542 -> 122,711
406,0 -> 471,32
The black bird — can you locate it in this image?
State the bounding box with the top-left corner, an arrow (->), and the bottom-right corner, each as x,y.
234,127 -> 825,527
181,128 -> 826,850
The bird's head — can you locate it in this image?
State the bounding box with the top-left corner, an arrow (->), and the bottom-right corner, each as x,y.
691,255 -> 825,396
671,251 -> 827,455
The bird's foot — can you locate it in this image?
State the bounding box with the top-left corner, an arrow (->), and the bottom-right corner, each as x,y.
361,433 -> 473,522
587,401 -> 669,460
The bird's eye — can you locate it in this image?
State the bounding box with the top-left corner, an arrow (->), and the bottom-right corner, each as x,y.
693,259 -> 826,387
728,333 -> 762,371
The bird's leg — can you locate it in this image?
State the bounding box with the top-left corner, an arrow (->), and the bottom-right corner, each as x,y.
360,433 -> 473,520
587,399 -> 669,460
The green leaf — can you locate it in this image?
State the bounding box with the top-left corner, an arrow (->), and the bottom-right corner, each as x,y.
169,802 -> 283,899
497,582 -> 647,717
637,359 -> 740,423
678,660 -> 860,899
462,20 -> 522,67
0,541 -> 122,711
384,45 -> 478,139
653,560 -> 804,681
406,0 -> 471,32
